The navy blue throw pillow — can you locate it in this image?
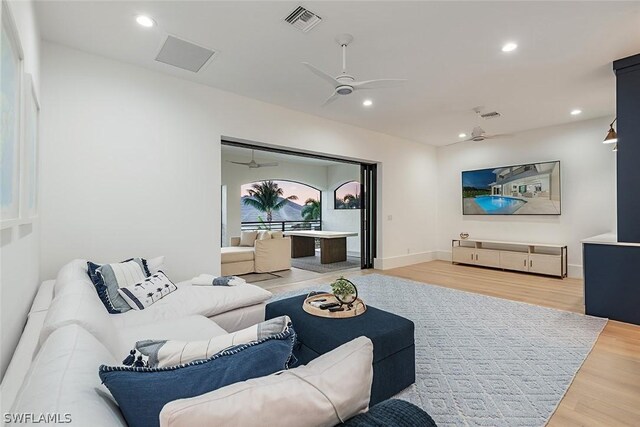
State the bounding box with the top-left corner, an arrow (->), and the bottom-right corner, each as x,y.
99,327 -> 296,427
87,258 -> 150,314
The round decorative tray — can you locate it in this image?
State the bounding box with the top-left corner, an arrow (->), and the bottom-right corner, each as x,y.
302,293 -> 367,318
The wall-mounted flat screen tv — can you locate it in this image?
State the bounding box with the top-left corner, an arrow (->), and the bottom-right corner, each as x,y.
462,161 -> 561,215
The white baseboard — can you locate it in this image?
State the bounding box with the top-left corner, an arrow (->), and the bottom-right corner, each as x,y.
437,250 -> 583,279
374,251 -> 437,270
567,264 -> 583,279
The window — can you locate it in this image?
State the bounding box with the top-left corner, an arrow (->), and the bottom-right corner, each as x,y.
240,180 -> 321,223
334,181 -> 361,209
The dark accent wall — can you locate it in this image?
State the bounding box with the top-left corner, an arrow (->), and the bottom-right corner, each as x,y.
583,243 -> 640,325
614,53 -> 640,243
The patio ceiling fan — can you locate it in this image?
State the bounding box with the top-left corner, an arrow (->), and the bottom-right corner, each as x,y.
228,150 -> 278,169
302,34 -> 407,106
450,108 -> 512,144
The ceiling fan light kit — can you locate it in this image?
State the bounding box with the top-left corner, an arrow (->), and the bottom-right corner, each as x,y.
302,34 -> 406,105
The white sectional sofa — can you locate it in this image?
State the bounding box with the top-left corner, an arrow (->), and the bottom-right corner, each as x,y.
0,258 -> 391,427
1,259 -> 272,416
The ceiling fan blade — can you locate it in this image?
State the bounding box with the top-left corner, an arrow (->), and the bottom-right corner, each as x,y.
485,134 -> 513,139
352,79 -> 407,90
257,163 -> 279,168
321,91 -> 339,106
229,161 -> 251,166
302,62 -> 339,87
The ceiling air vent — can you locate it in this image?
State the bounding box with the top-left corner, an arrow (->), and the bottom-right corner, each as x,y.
285,6 -> 322,33
480,111 -> 501,119
155,35 -> 216,73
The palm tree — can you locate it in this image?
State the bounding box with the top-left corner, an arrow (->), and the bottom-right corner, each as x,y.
243,180 -> 298,222
342,193 -> 361,209
301,198 -> 321,221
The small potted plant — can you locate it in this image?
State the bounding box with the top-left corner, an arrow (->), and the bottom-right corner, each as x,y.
331,276 -> 358,308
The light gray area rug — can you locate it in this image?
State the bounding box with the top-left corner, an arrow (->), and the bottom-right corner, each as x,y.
270,274 -> 607,427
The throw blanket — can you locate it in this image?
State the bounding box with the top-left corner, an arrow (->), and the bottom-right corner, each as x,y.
136,315 -> 291,367
192,274 -> 246,286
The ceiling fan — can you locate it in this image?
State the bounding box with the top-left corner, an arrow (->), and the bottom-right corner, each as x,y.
453,108 -> 512,144
460,126 -> 511,142
302,34 -> 406,105
228,150 -> 278,169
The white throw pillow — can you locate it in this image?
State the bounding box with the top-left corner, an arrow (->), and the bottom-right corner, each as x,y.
270,231 -> 284,239
117,271 -> 178,310
159,336 -> 373,427
146,256 -> 165,274
239,231 -> 258,247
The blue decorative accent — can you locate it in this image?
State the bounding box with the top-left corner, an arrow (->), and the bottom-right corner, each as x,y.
87,261 -> 120,314
86,258 -> 149,314
341,399 -> 436,427
99,327 -> 296,427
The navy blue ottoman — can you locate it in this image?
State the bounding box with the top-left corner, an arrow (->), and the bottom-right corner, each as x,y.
266,294 -> 415,405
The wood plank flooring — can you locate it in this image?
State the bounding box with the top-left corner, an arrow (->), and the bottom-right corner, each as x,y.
267,260 -> 640,426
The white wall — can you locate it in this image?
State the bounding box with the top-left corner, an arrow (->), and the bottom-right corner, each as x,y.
40,42 -> 439,281
0,0 -> 41,380
322,163 -> 361,255
436,117 -> 617,278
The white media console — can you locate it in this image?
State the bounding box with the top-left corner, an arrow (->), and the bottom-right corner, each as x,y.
451,238 -> 567,278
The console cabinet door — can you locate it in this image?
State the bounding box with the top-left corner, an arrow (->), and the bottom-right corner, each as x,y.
528,253 -> 562,276
499,251 -> 529,272
452,247 -> 476,264
475,249 -> 501,268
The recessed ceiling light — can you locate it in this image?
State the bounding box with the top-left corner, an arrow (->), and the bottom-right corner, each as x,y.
501,42 -> 518,52
136,15 -> 155,28
458,133 -> 467,138
570,109 -> 582,116
362,99 -> 373,107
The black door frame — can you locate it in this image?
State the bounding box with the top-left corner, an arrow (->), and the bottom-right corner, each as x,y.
221,139 -> 377,269
360,164 -> 377,269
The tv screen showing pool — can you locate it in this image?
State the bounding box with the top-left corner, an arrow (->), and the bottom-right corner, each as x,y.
462,161 -> 561,215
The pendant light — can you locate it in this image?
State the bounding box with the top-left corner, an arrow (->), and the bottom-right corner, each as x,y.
604,118 -> 617,144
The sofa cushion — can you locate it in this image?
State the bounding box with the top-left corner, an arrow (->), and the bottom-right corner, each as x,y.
116,315 -> 228,359
108,282 -> 273,329
54,258 -> 90,295
257,230 -> 271,240
221,246 -> 255,263
100,327 -> 296,427
159,336 -> 373,427
40,291 -> 119,354
11,325 -> 126,427
136,315 -> 290,367
239,230 -> 258,247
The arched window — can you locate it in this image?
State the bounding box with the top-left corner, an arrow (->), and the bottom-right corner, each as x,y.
334,181 -> 361,209
241,180 -> 321,223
